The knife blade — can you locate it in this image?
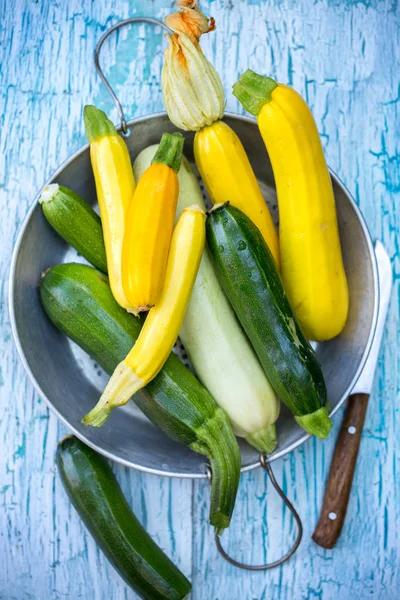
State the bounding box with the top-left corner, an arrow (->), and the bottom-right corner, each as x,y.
352,240 -> 392,394
312,240 -> 392,549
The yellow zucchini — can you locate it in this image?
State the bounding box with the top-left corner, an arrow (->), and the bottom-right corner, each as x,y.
233,70 -> 349,341
83,206 -> 206,427
194,121 -> 280,265
122,132 -> 184,314
84,105 -> 135,310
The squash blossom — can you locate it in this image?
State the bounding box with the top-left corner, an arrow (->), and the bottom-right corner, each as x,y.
162,0 -> 225,131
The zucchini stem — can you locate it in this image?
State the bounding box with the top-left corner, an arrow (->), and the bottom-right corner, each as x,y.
295,406 -> 332,439
246,424 -> 277,453
84,105 -> 117,142
152,132 -> 184,172
82,405 -> 112,428
39,183 -> 59,204
232,69 -> 277,116
83,361 -> 144,427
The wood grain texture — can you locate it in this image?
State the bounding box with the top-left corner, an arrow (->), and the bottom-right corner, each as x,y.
0,0 -> 399,599
312,393 -> 370,549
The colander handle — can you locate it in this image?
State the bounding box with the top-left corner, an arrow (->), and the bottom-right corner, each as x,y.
94,17 -> 171,135
210,454 -> 303,570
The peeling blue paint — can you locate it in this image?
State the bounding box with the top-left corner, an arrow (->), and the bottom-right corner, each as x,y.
13,433 -> 26,461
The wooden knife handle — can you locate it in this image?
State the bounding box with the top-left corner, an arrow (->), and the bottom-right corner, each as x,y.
312,393 -> 370,549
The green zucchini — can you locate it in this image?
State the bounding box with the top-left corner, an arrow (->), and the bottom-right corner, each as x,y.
39,184 -> 107,273
206,203 -> 332,439
57,436 -> 191,599
40,263 -> 240,531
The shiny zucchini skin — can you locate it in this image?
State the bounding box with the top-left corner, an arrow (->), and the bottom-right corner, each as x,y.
206,203 -> 332,439
41,185 -> 107,273
57,436 -> 191,599
40,263 -> 240,530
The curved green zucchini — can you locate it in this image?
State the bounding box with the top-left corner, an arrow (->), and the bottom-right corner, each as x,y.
57,436 -> 191,599
39,184 -> 107,273
206,203 -> 332,439
40,263 -> 240,531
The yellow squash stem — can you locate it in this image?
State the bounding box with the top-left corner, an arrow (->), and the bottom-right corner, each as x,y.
122,132 -> 184,314
161,1 -> 280,265
84,105 -> 135,310
233,70 -> 349,341
83,206 -> 206,427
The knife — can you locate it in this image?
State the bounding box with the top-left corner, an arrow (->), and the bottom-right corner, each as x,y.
312,240 -> 392,549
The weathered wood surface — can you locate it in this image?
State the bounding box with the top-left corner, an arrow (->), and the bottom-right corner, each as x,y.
1,0 -> 399,598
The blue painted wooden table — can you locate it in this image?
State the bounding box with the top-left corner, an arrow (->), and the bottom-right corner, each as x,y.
1,1 -> 399,598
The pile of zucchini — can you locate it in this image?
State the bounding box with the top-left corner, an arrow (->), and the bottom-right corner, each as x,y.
36,1 -> 351,592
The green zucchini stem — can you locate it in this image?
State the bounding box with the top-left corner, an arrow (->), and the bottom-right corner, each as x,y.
245,424 -> 277,453
82,405 -> 112,428
84,105 -> 116,142
295,406 -> 332,439
191,407 -> 241,533
232,69 -> 278,116
152,132 -> 184,173
83,362 -> 144,427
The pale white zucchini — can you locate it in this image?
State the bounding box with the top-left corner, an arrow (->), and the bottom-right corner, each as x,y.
133,147 -> 280,452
